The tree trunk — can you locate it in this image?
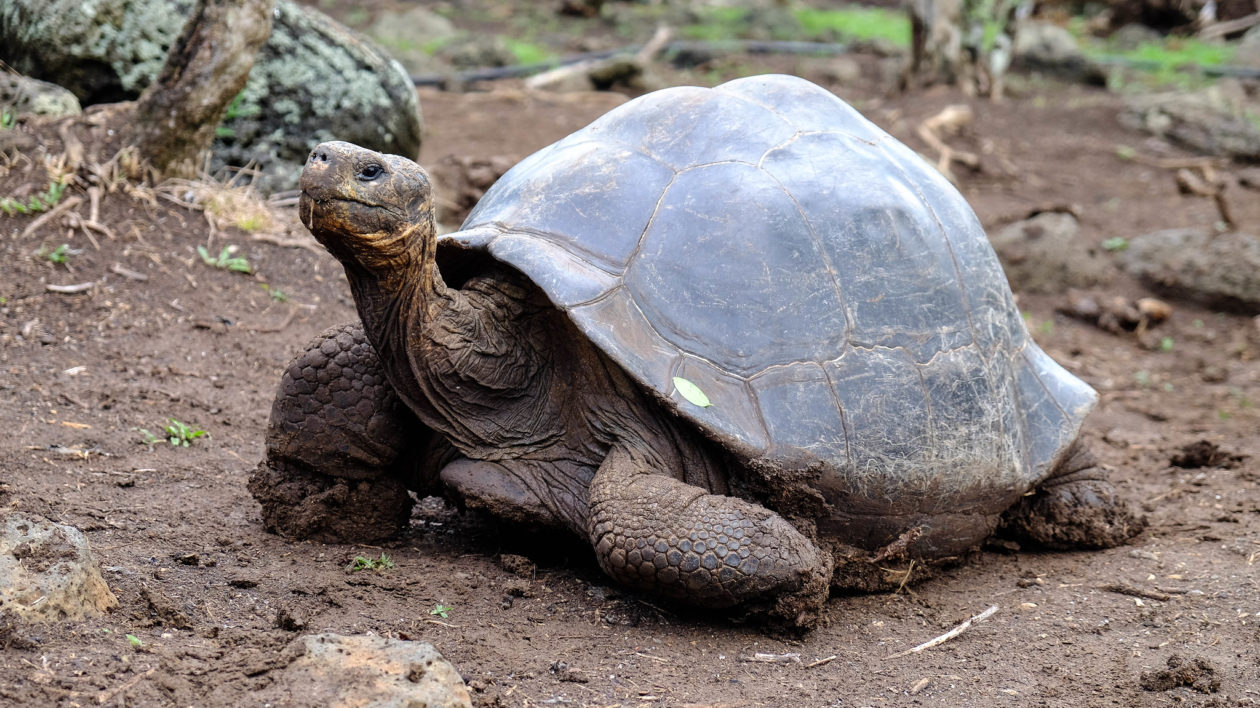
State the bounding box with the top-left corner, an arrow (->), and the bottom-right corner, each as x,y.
125,0 -> 274,180
904,0 -> 1025,99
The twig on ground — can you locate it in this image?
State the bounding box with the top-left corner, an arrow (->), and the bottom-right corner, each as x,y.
45,281 -> 97,294
740,652 -> 801,664
886,605 -> 999,659
19,195 -> 83,239
916,105 -> 979,184
110,263 -> 149,281
1199,11 -> 1260,39
1098,583 -> 1172,601
805,655 -> 836,668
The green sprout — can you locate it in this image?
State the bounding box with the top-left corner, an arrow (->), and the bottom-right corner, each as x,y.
139,419 -> 208,447
197,244 -> 251,274
40,243 -> 74,265
347,553 -> 395,572
214,90 -> 260,138
429,603 -> 451,619
1101,237 -> 1129,252
1,179 -> 66,216
0,110 -> 14,130
261,283 -> 289,302
1159,336 -> 1174,352
126,634 -> 144,648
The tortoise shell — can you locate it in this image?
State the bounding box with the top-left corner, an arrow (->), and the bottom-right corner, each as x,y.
438,74 -> 1094,534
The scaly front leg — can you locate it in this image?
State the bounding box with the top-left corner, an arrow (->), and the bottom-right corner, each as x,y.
587,446 -> 832,628
249,322 -> 444,543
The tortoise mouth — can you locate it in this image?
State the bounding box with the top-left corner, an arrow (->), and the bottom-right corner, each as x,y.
298,192 -> 407,232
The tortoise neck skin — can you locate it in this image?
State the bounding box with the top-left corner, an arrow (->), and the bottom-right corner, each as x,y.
297,142 -> 547,445
298,142 -> 455,407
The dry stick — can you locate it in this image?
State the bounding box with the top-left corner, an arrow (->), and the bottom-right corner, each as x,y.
1098,583 -> 1172,601
110,263 -> 149,281
915,105 -> 979,184
805,655 -> 837,668
46,281 -> 97,294
88,186 -> 101,222
18,195 -> 83,239
1199,11 -> 1260,39
885,605 -> 999,659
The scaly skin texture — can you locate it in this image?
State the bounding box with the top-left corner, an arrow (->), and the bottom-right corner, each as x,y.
251,140 -> 1142,629
248,322 -> 439,543
589,446 -> 832,626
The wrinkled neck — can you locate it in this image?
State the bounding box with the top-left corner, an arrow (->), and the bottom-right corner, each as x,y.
343,222 -> 451,409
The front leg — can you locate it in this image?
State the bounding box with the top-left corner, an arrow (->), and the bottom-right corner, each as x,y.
587,446 -> 832,628
249,322 -> 446,543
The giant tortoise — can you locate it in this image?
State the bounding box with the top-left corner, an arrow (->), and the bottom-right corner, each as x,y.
249,74 -> 1141,627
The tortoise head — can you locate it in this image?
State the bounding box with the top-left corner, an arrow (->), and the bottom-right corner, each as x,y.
298,141 -> 435,275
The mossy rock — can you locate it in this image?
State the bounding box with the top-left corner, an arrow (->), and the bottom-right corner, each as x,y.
0,0 -> 422,191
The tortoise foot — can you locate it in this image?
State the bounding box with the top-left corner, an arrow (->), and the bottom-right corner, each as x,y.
588,446 -> 832,629
248,460 -> 412,544
1001,443 -> 1145,549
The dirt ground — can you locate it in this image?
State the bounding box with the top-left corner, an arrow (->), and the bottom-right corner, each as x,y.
2,28 -> 1260,708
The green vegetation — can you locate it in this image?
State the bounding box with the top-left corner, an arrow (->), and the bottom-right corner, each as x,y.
673,376 -> 712,408
261,283 -> 290,302
197,244 -> 252,273
139,419 -> 208,447
503,38 -> 553,65
0,110 -> 14,130
794,7 -> 910,45
429,603 -> 452,619
126,634 -> 144,648
1101,237 -> 1129,252
347,553 -> 395,572
677,5 -> 908,46
1083,34 -> 1238,90
39,243 -> 73,265
214,90 -> 260,139
1159,336 -> 1174,352
1,178 -> 66,216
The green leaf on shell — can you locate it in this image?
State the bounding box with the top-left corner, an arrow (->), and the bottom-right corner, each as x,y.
673,376 -> 712,408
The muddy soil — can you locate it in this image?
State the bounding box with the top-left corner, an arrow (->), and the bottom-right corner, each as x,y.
2,27 -> 1259,708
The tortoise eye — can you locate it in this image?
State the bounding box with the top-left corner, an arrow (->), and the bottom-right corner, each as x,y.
357,164 -> 384,181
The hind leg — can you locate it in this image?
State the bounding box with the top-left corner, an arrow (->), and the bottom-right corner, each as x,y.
1000,439 -> 1145,548
249,322 -> 444,543
587,445 -> 832,628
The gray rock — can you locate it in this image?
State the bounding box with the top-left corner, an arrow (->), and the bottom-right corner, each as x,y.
0,513 -> 119,622
0,75 -> 82,118
1119,228 -> 1260,313
989,212 -> 1113,294
258,633 -> 472,707
1121,84 -> 1260,161
1108,23 -> 1162,51
1236,24 -> 1260,70
1014,22 -> 1083,65
439,35 -> 516,69
0,0 -> 422,192
822,57 -> 863,85
1012,21 -> 1106,84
